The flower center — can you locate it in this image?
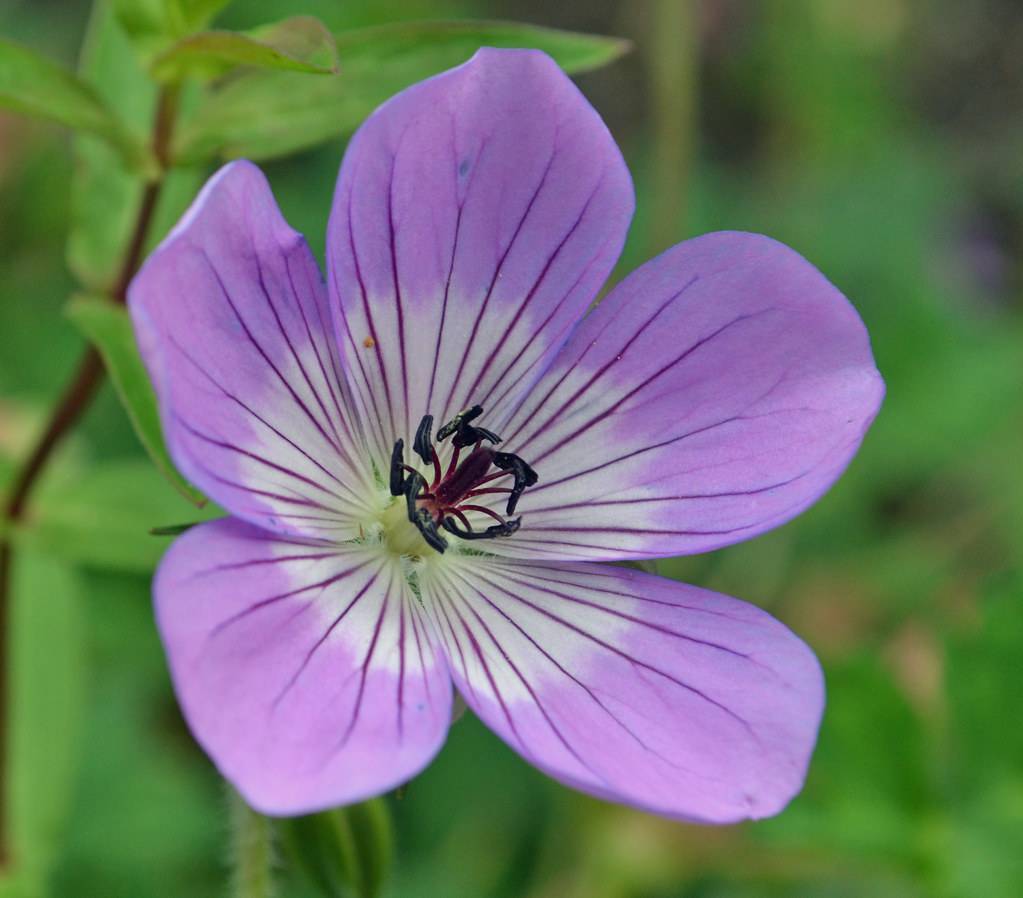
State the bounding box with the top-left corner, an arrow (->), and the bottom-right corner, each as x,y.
387,405 -> 538,554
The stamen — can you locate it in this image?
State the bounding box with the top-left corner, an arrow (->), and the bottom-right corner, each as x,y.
401,469 -> 448,552
473,470 -> 513,487
384,405 -> 537,554
452,425 -> 501,449
441,516 -> 521,540
436,405 -> 502,449
412,414 -> 434,464
446,507 -> 472,531
436,405 -> 483,442
403,471 -> 426,524
459,504 -> 507,525
445,443 -> 462,478
413,507 -> 447,552
389,439 -> 406,496
462,487 -> 513,499
492,452 -> 539,514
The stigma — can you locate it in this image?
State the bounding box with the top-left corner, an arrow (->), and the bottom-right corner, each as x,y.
388,405 -> 538,554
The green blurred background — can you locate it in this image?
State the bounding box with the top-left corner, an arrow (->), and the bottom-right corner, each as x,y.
2,1 -> 1022,896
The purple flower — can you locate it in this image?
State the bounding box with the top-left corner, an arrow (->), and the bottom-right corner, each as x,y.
129,49 -> 883,822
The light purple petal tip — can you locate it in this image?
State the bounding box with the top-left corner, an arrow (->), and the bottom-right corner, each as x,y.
423,556 -> 824,823
129,160 -> 373,541
498,231 -> 885,561
326,47 -> 634,460
155,518 -> 452,815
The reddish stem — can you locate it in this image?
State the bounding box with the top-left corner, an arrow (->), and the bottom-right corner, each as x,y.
460,504 -> 506,525
445,444 -> 462,478
0,84 -> 179,868
447,507 -> 472,530
462,487 -> 512,499
474,470 -> 512,487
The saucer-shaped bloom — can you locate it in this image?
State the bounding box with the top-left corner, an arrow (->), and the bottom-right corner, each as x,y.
130,49 -> 883,822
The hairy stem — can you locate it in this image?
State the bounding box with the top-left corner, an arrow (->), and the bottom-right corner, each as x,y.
0,84 -> 179,867
230,791 -> 276,898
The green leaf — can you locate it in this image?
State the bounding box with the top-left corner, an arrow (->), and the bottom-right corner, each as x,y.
112,0 -> 169,37
68,1 -> 204,291
111,0 -> 179,59
151,16 -> 339,81
330,18 -> 629,76
67,1 -> 150,289
172,0 -> 233,32
113,0 -> 232,51
17,460 -> 220,572
0,36 -> 150,171
148,522 -> 202,536
279,800 -> 393,898
66,296 -> 205,506
0,551 -> 86,894
174,19 -> 630,163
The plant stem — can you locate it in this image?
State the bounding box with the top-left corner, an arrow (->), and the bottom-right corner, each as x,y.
230,791 -> 276,898
646,0 -> 698,252
0,84 -> 179,868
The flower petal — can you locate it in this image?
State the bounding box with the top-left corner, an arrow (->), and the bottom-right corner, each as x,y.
155,518 -> 451,814
130,160 -> 374,540
497,232 -> 885,560
326,47 -> 633,460
421,555 -> 822,823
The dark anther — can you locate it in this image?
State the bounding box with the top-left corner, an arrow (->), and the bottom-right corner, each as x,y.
441,516 -> 521,540
413,507 -> 448,553
412,414 -> 434,464
389,439 -> 406,496
452,424 -> 501,449
403,471 -> 426,523
436,405 -> 502,448
402,469 -> 449,552
436,405 -> 482,442
492,452 -> 539,515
